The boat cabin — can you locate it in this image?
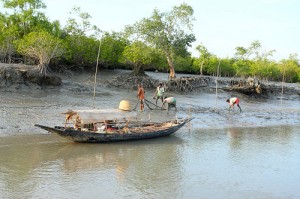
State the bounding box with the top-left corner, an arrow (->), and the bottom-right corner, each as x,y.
63,109 -> 137,133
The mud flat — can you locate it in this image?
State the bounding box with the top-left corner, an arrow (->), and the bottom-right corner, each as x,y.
0,65 -> 299,136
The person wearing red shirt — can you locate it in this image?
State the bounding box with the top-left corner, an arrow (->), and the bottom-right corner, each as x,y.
137,83 -> 145,111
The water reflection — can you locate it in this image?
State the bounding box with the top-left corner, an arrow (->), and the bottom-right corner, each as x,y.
227,125 -> 294,145
1,125 -> 300,198
0,133 -> 184,198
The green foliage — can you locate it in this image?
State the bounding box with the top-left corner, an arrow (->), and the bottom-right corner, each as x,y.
235,40 -> 276,61
249,59 -> 280,81
62,6 -> 103,69
0,1 -> 299,83
1,0 -> 46,10
195,43 -> 214,75
192,56 -> 235,77
279,54 -> 300,82
219,58 -> 235,77
173,55 -> 194,73
123,41 -> 159,75
32,19 -> 66,39
232,60 -> 251,77
232,40 -> 279,80
64,35 -> 98,67
204,56 -> 220,76
0,0 -> 51,63
126,3 -> 195,78
1,0 -> 48,36
234,47 -> 248,60
196,44 -> 212,59
149,50 -> 167,72
231,43 -> 299,82
65,6 -> 100,37
100,32 -> 128,65
192,55 -> 221,76
15,30 -> 65,74
0,13 -> 18,63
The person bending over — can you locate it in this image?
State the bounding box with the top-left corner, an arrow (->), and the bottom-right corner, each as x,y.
162,96 -> 177,111
226,97 -> 242,112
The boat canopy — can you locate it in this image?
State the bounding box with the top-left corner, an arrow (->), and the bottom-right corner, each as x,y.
63,109 -> 137,124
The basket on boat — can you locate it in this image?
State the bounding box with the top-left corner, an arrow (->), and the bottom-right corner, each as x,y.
119,100 -> 132,111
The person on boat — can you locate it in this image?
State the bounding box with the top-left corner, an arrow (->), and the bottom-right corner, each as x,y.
99,124 -> 106,131
93,123 -> 98,131
65,114 -> 72,128
104,120 -> 118,132
106,125 -> 117,132
226,97 -> 242,112
64,111 -> 76,128
153,83 -> 165,105
97,124 -> 116,133
162,96 -> 177,111
74,115 -> 81,130
137,83 -> 145,111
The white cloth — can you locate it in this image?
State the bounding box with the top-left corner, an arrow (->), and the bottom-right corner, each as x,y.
164,97 -> 176,104
229,97 -> 238,106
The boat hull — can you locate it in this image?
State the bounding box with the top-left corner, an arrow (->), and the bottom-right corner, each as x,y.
35,118 -> 192,143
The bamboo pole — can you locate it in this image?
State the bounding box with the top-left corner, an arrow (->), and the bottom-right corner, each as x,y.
215,59 -> 221,109
281,71 -> 285,108
93,39 -> 102,108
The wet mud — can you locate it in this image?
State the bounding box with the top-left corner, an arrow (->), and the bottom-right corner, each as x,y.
0,70 -> 299,136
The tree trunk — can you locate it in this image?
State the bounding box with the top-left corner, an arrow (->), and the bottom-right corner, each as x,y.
200,60 -> 204,75
132,63 -> 145,76
39,63 -> 48,75
6,39 -> 14,64
7,54 -> 12,64
166,54 -> 176,79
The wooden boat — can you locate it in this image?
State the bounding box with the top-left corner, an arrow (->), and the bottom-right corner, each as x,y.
34,109 -> 193,143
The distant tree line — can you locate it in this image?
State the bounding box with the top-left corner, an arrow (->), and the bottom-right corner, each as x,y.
0,0 -> 299,82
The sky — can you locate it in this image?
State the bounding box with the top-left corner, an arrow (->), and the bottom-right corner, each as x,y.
5,0 -> 300,61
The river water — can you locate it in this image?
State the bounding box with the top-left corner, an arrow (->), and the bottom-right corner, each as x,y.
0,70 -> 300,198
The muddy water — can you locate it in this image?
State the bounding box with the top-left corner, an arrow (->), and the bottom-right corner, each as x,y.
1,70 -> 300,198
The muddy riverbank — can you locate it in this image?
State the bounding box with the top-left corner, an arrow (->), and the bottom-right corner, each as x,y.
0,66 -> 299,136
1,64 -> 300,98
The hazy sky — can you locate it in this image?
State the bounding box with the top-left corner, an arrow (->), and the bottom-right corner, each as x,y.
11,0 -> 300,60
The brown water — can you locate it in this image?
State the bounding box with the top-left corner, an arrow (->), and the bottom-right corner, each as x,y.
0,70 -> 300,198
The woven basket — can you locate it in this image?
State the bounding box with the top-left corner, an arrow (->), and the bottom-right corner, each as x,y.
119,100 -> 132,111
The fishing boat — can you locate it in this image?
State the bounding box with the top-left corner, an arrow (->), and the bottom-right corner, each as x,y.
34,109 -> 193,143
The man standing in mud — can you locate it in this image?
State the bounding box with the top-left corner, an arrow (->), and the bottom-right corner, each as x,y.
153,83 -> 165,105
226,97 -> 242,112
137,83 -> 145,111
